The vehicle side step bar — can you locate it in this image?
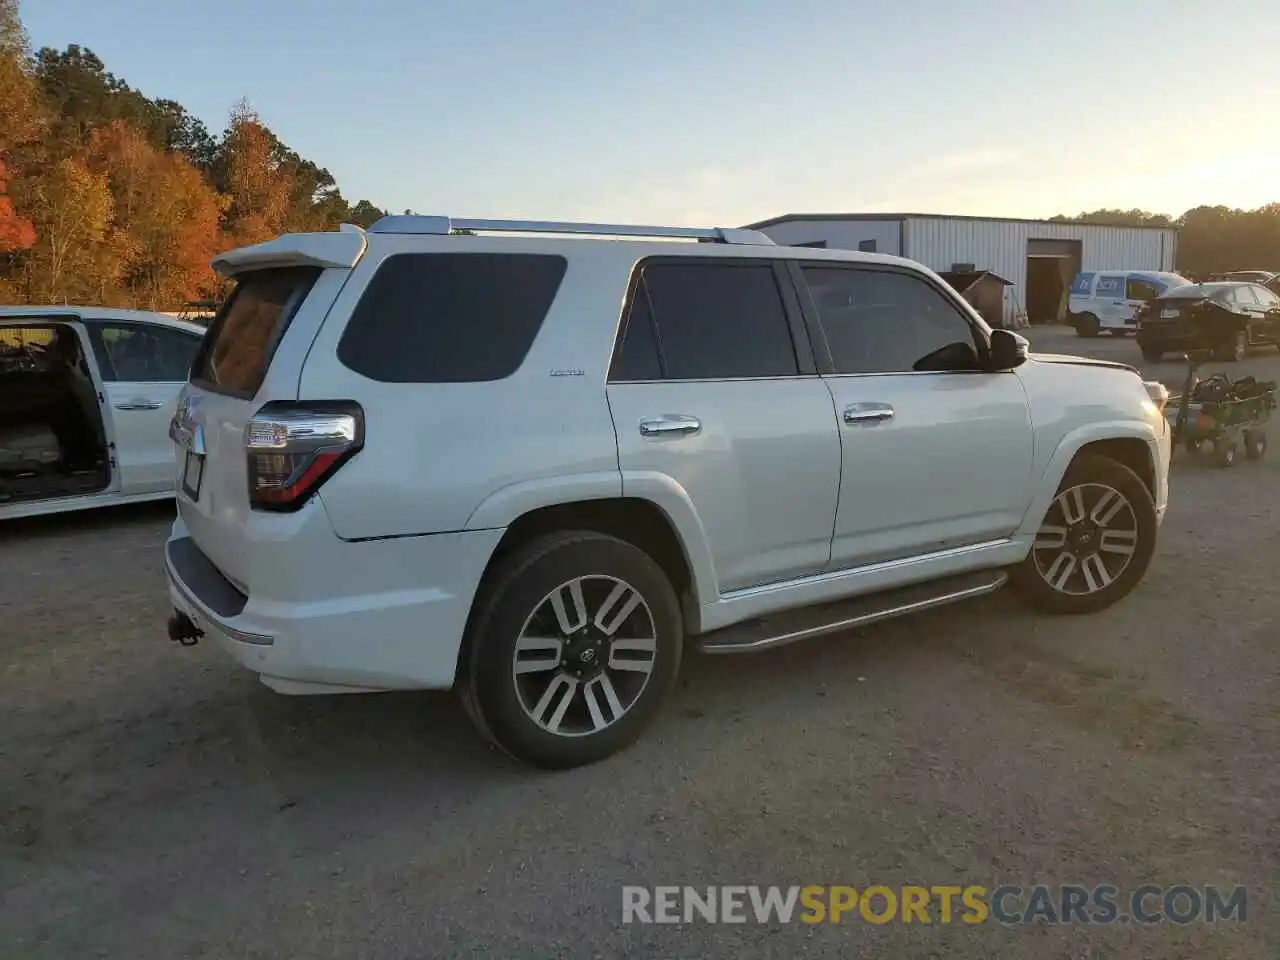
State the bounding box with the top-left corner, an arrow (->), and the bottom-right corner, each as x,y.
696,569 -> 1008,654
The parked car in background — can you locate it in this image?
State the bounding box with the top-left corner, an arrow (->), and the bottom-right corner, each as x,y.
1208,270 -> 1280,295
0,307 -> 205,520
1135,281 -> 1280,362
1068,270 -> 1193,337
164,215 -> 1171,770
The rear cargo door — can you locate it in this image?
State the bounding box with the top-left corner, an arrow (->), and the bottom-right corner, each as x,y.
174,265 -> 347,587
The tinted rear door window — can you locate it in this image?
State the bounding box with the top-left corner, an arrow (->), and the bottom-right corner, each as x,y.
337,253 -> 567,383
192,266 -> 322,397
610,286 -> 663,381
619,261 -> 797,380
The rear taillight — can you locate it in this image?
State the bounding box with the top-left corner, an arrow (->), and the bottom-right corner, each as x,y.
245,401 -> 364,512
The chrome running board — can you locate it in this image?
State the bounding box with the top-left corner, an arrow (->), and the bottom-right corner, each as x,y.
696,569 -> 1008,654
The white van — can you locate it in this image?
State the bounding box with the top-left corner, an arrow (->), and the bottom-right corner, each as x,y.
1067,271 -> 1192,337
0,307 -> 205,520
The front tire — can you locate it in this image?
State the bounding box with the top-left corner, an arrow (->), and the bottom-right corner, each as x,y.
1011,455 -> 1158,615
1075,313 -> 1101,338
462,531 -> 683,769
1140,343 -> 1165,362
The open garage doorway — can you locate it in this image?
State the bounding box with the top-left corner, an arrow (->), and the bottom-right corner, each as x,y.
1026,239 -> 1082,324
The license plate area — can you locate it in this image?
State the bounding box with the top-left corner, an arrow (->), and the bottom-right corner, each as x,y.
1161,307 -> 1182,319
181,451 -> 205,500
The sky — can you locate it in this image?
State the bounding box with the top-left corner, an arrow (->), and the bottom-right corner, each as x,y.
22,0 -> 1280,227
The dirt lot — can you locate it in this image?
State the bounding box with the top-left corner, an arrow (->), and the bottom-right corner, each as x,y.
1,326 -> 1277,959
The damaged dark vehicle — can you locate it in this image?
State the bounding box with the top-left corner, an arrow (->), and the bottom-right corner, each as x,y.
1135,281 -> 1280,363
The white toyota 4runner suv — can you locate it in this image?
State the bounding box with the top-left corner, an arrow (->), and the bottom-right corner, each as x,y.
165,215 -> 1172,769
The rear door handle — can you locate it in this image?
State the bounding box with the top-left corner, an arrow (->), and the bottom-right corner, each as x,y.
114,398 -> 163,411
639,415 -> 702,438
843,402 -> 895,424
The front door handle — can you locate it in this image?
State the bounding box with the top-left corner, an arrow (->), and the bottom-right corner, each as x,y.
114,398 -> 163,411
843,402 -> 895,425
639,415 -> 702,438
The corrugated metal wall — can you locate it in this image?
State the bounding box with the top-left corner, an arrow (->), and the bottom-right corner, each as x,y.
755,219 -> 903,254
902,217 -> 1177,325
755,216 -> 1178,326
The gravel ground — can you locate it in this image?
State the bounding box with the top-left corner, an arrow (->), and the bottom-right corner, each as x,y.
1,327 -> 1277,959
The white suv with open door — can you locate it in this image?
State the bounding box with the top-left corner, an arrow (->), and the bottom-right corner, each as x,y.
1,307 -> 205,520
165,215 -> 1172,769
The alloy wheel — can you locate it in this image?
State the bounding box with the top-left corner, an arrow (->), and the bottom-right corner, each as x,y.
1032,482 -> 1139,596
511,576 -> 657,737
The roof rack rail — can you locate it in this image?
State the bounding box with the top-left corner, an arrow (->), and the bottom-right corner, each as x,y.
365,215 -> 775,246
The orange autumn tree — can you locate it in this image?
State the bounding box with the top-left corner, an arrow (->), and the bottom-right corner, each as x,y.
88,120 -> 225,309
213,101 -> 294,248
0,159 -> 34,252
20,154 -> 128,302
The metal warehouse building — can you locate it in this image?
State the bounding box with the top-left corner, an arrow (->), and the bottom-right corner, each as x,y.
742,213 -> 1179,327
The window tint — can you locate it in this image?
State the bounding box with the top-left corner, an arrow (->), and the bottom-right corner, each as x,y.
192,266 -> 321,396
1126,277 -> 1161,301
610,287 -> 663,381
88,322 -> 201,382
617,262 -> 798,380
857,239 -> 877,253
338,253 -> 566,383
802,267 -> 980,375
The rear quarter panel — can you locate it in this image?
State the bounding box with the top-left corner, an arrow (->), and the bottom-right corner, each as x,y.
301,236 -> 634,541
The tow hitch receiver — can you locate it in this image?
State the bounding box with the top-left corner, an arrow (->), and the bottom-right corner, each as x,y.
168,611 -> 204,647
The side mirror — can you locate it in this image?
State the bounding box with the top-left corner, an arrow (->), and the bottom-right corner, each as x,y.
989,329 -> 1029,370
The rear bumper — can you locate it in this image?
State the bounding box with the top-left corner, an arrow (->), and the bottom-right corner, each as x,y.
164,517 -> 504,693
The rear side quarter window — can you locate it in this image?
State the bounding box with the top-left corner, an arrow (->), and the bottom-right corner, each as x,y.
337,253 -> 567,383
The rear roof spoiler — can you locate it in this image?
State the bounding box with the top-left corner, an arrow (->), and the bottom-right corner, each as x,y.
211,230 -> 368,278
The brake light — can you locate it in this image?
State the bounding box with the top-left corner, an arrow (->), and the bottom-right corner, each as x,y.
245,401 -> 364,511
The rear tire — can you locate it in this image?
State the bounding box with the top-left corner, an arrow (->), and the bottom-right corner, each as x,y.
1011,455 -> 1157,615
461,531 -> 682,769
1075,313 -> 1101,338
1216,440 -> 1238,468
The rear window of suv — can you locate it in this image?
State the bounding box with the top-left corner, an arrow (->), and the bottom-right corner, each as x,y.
191,266 -> 322,397
336,253 -> 568,383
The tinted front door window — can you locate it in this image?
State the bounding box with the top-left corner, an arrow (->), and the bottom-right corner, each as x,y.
802,267 -> 981,374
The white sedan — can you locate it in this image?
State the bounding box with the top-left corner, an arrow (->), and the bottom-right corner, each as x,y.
0,306 -> 206,520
